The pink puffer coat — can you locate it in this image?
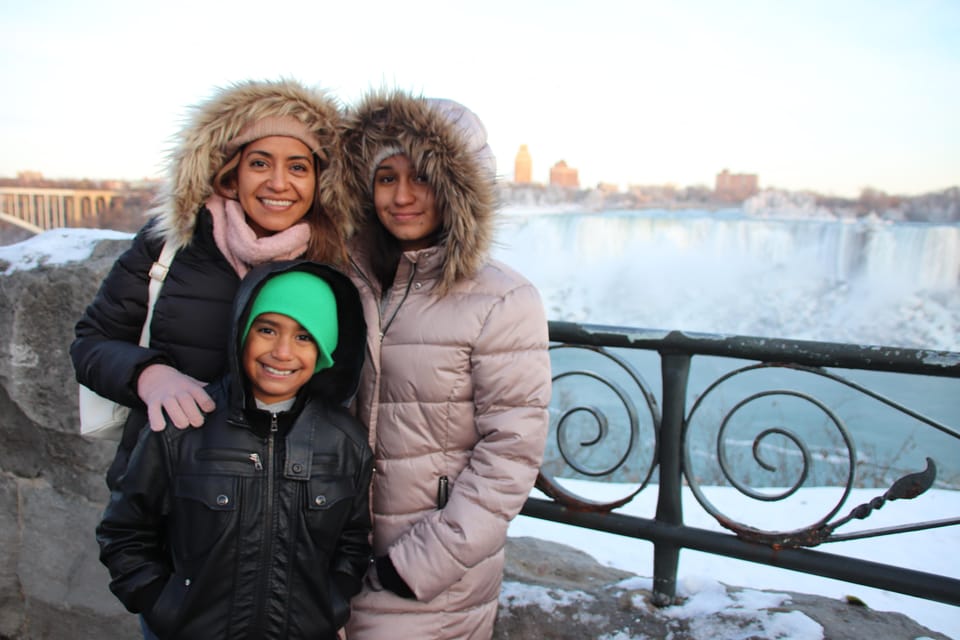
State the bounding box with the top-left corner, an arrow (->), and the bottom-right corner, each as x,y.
337,90 -> 552,639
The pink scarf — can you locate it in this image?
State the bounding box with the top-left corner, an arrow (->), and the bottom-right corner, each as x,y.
207,194 -> 310,277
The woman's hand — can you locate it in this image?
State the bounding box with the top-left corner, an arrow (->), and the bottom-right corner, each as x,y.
137,364 -> 215,431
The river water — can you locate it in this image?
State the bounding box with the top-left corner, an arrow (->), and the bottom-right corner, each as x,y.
492,208 -> 960,491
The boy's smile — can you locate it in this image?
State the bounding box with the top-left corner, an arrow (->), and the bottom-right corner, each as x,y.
243,312 -> 318,404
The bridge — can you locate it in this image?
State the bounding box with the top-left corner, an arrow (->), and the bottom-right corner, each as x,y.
0,186 -> 123,233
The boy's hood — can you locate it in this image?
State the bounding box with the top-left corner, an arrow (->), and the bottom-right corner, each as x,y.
227,260 -> 366,411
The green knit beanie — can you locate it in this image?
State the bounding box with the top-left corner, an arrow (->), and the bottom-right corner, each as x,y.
241,271 -> 338,373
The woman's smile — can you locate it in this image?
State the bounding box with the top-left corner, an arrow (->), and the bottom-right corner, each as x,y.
232,136 -> 317,237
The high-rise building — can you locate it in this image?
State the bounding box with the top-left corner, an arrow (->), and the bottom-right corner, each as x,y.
715,169 -> 758,201
549,160 -> 579,188
514,145 -> 532,184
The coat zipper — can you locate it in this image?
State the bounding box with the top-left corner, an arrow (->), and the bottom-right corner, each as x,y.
348,253 -> 419,341
378,261 -> 418,341
253,412 -> 279,632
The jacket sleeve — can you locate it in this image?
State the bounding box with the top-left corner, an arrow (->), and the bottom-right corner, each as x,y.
389,281 -> 551,601
330,425 -> 375,598
71,223 -> 173,408
96,424 -> 173,613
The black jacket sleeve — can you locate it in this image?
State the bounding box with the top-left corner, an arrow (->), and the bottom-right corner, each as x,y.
71,222 -> 172,408
96,424 -> 173,614
329,416 -> 375,598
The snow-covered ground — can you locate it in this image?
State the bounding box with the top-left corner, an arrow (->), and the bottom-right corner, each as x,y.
508,481 -> 958,639
0,227 -> 133,273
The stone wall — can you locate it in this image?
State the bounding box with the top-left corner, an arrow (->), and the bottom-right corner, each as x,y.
0,235 -> 140,638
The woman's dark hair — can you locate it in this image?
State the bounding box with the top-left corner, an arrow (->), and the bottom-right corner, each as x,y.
304,155 -> 348,266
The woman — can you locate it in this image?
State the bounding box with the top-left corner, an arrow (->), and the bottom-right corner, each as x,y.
71,78 -> 350,491
336,90 -> 552,639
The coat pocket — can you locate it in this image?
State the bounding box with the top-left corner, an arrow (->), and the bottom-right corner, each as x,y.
144,572 -> 191,637
171,474 -> 238,560
304,476 -> 356,551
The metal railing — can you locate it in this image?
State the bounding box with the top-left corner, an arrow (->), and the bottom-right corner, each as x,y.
523,321 -> 960,606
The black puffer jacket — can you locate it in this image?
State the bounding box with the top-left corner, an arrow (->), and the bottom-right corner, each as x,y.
96,260 -> 373,639
71,211 -> 239,487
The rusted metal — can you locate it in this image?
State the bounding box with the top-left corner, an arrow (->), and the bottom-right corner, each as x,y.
712,458 -> 938,547
548,321 -> 960,378
823,457 -> 938,535
534,473 -> 635,512
530,321 -> 960,608
652,352 -> 690,605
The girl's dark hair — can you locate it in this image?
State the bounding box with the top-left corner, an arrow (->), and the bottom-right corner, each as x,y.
361,214 -> 403,292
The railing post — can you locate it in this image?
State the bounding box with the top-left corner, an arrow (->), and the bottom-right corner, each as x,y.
652,350 -> 691,605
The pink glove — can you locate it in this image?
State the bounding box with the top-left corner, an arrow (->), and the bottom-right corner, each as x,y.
137,364 -> 216,431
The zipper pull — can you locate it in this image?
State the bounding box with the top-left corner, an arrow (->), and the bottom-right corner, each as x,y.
249,453 -> 263,471
270,413 -> 279,433
437,476 -> 449,509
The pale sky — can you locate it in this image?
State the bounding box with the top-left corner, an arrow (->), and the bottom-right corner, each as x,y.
2,0 -> 958,197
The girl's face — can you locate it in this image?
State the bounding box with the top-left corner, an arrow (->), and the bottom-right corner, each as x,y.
372,154 -> 441,251
242,312 -> 318,404
231,136 -> 316,237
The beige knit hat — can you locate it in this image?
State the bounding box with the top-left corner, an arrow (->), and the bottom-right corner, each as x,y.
215,113 -> 330,197
224,115 -> 327,163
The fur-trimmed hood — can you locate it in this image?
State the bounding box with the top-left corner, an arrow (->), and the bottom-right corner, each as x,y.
149,79 -> 345,249
336,90 -> 498,292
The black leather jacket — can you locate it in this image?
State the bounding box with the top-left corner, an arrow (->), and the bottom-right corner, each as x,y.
96,261 -> 373,639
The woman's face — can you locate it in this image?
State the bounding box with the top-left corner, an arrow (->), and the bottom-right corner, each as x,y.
232,136 -> 316,237
373,154 -> 441,251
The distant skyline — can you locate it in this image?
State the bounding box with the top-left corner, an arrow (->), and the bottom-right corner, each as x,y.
1,1 -> 958,198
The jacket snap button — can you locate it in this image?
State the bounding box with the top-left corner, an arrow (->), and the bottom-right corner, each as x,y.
292,463 -> 304,474
216,494 -> 229,506
414,282 -> 422,289
184,578 -> 191,586
314,495 -> 327,506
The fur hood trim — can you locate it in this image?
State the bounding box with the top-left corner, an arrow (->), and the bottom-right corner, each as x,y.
336,89 -> 498,292
149,79 -> 345,249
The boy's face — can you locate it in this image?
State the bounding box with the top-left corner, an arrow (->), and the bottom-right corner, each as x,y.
243,312 -> 318,404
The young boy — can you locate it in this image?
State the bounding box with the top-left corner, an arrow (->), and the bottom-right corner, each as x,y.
97,260 -> 373,639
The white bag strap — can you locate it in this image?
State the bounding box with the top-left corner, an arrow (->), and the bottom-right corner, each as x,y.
138,242 -> 177,347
